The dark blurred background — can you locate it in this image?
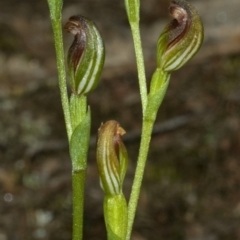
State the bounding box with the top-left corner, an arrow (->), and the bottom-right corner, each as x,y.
0,0 -> 240,239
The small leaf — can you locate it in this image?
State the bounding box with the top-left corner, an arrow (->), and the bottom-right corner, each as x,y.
147,69 -> 170,122
104,194 -> 128,240
70,109 -> 91,170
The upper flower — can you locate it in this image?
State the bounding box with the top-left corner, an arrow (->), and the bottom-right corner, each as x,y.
65,15 -> 105,95
157,0 -> 204,72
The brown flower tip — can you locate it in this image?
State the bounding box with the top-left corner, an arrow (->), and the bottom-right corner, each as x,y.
157,0 -> 204,72
64,15 -> 105,95
64,16 -> 87,72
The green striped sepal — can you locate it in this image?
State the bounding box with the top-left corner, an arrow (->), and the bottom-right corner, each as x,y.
96,120 -> 128,196
64,15 -> 105,95
157,0 -> 204,72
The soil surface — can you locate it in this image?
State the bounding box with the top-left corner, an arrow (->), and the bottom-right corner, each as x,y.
0,0 -> 240,239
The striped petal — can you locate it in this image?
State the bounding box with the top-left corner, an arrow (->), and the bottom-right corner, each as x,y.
157,0 -> 204,72
96,121 -> 128,196
64,15 -> 105,95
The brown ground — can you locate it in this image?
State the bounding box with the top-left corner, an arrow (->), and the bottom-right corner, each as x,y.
1,0 -> 240,239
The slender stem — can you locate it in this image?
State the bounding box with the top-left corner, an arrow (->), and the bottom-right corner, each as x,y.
47,2 -> 88,240
69,95 -> 89,240
126,118 -> 154,240
130,22 -> 148,114
72,170 -> 86,240
127,71 -> 170,239
51,19 -> 72,141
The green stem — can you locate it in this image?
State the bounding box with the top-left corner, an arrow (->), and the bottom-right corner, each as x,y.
50,18 -> 72,141
72,170 -> 86,240
130,22 -> 148,114
126,71 -> 170,240
69,95 -> 90,240
125,0 -> 147,113
47,2 -> 89,240
126,118 -> 154,240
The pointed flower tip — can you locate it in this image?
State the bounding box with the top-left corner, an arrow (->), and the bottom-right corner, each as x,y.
157,0 -> 204,72
97,120 -> 128,196
65,15 -> 105,95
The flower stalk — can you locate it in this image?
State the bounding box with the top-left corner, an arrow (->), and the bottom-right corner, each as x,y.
46,0 -> 72,141
47,0 -> 105,238
65,14 -> 105,240
124,0 -> 148,114
126,1 -> 204,239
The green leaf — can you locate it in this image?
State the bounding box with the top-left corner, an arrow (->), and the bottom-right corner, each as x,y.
107,228 -> 122,240
70,108 -> 91,170
146,69 -> 170,122
70,94 -> 87,130
104,194 -> 128,240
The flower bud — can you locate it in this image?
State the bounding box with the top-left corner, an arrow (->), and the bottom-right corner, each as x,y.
96,120 -> 128,196
64,15 -> 105,95
157,0 -> 204,72
97,121 -> 128,239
